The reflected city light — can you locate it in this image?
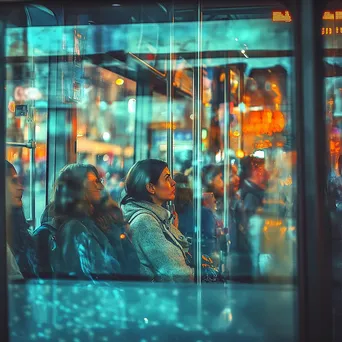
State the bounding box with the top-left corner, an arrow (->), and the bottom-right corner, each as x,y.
236,150 -> 245,159
252,150 -> 265,158
221,307 -> 233,322
128,98 -> 136,114
8,101 -> 15,113
103,132 -> 111,141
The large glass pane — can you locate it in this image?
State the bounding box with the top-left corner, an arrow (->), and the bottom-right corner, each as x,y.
323,5 -> 342,341
6,25 -> 50,228
2,3 -> 298,342
198,6 -> 297,282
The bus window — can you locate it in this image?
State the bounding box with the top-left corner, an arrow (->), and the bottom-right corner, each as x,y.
2,2 -> 300,342
323,3 -> 342,340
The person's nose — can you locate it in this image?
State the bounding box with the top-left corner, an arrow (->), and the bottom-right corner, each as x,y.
171,178 -> 176,187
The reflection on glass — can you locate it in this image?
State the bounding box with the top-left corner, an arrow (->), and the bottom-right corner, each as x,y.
323,5 -> 342,340
3,3 -> 298,341
3,4 -> 298,279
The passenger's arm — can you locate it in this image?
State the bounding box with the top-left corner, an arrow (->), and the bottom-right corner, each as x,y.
60,220 -> 120,278
131,214 -> 194,282
59,221 -> 94,278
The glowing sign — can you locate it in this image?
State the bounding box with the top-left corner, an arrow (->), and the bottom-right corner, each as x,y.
336,11 -> 342,20
14,86 -> 42,101
323,11 -> 335,20
254,140 -> 272,150
322,26 -> 342,35
272,10 -> 342,23
322,27 -> 333,35
272,10 -> 292,23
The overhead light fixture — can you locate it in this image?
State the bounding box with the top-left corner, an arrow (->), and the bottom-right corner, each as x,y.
116,78 -> 124,86
112,3 -> 120,6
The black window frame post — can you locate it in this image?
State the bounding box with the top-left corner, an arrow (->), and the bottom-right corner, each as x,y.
294,0 -> 333,341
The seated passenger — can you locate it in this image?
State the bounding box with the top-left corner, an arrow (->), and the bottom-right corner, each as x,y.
237,156 -> 269,229
47,163 -> 139,280
173,173 -> 217,256
201,164 -> 224,219
120,159 -> 194,282
6,160 -> 37,277
233,156 -> 269,278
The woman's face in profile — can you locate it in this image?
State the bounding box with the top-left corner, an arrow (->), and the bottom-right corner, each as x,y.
6,168 -> 24,208
84,172 -> 104,203
202,192 -> 217,212
152,167 -> 177,204
211,172 -> 224,198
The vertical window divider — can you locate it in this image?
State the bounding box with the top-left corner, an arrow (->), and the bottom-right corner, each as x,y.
0,15 -> 9,342
294,0 -> 332,341
193,0 -> 203,287
223,65 -> 231,272
167,2 -> 174,174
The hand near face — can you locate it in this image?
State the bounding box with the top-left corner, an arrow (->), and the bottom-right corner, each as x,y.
172,210 -> 179,229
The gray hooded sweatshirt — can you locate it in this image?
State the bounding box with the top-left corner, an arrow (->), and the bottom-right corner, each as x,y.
121,200 -> 194,282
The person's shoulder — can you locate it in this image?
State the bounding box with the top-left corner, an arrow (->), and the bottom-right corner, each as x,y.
201,206 -> 215,219
131,211 -> 159,223
61,219 -> 89,235
129,211 -> 160,230
201,206 -> 213,214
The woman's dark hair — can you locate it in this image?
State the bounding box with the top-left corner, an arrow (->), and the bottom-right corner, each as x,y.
121,159 -> 168,204
51,163 -> 102,227
239,156 -> 265,187
5,160 -> 16,177
173,173 -> 193,213
201,164 -> 222,192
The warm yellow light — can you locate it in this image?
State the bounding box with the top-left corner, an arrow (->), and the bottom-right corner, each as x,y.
8,101 -> 15,113
233,130 -> 240,137
116,78 -> 124,86
236,150 -> 245,159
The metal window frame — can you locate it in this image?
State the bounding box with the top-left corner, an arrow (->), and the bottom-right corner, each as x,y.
0,15 -> 9,342
293,0 -> 333,341
0,1 -> 335,341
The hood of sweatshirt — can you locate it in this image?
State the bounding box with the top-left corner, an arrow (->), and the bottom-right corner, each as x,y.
121,199 -> 172,225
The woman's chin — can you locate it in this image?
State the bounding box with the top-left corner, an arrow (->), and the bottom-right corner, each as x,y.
13,200 -> 23,208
